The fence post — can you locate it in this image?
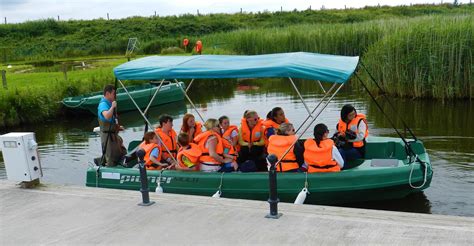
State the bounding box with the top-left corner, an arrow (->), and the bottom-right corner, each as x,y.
62,64 -> 68,80
1,70 -> 7,89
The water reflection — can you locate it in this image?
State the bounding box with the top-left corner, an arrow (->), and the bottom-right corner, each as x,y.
0,79 -> 472,216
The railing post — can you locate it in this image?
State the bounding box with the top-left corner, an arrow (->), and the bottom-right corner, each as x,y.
137,149 -> 155,206
265,154 -> 282,219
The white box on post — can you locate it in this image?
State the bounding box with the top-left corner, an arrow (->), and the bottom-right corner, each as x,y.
0,132 -> 42,182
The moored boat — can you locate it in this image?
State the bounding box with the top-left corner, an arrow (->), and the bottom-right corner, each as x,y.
62,82 -> 185,115
86,52 -> 433,205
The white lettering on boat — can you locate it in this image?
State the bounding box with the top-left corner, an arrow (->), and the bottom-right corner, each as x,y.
119,175 -> 173,184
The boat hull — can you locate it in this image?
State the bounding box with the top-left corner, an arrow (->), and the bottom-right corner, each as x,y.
62,82 -> 185,115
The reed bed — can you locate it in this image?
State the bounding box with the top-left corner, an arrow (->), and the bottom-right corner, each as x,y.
203,15 -> 473,99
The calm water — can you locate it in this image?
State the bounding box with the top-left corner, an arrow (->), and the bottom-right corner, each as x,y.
0,79 -> 473,217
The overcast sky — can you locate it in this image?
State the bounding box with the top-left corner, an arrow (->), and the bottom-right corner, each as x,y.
0,0 -> 470,23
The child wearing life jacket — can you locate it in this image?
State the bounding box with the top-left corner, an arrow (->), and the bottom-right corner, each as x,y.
238,110 -> 266,171
304,123 -> 344,173
267,123 -> 304,172
139,132 -> 169,170
176,133 -> 201,171
180,113 -> 203,143
218,115 -> 239,154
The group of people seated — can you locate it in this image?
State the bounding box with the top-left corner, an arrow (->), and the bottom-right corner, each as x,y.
138,105 -> 368,173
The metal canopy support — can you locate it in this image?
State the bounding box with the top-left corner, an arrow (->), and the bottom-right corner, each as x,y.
117,79 -> 178,164
185,79 -> 195,93
143,79 -> 165,115
288,77 -> 312,117
174,79 -> 206,123
275,83 -> 345,169
295,83 -> 337,134
316,80 -> 326,94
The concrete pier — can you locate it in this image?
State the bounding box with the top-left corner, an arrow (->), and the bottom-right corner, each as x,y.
1,181 -> 473,245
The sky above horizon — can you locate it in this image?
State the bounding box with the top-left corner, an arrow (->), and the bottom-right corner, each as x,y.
0,0 -> 470,23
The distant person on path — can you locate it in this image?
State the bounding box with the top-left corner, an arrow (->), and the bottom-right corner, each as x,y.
98,84 -> 126,166
334,104 -> 369,163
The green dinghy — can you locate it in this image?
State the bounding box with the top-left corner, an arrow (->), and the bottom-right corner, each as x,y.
86,52 -> 433,205
86,137 -> 432,205
62,82 -> 185,115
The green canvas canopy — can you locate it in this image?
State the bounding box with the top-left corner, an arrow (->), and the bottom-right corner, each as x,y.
114,52 -> 359,83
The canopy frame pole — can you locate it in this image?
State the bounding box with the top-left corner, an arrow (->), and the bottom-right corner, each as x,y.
288,77 -> 312,117
316,80 -> 326,94
275,83 -> 345,170
117,79 -> 178,164
185,79 -> 195,93
143,79 -> 165,115
174,79 -> 206,123
295,83 -> 337,134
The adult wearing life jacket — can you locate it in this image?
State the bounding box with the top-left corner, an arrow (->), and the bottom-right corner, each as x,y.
194,119 -> 238,172
267,123 -> 304,172
335,104 -> 369,163
219,115 -> 239,154
238,110 -> 266,171
97,84 -> 126,166
263,107 -> 289,146
139,132 -> 168,170
181,113 -> 203,143
195,40 -> 202,55
176,132 -> 201,171
154,114 -> 178,167
304,123 -> 344,173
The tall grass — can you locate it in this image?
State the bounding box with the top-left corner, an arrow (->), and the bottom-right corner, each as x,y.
202,15 -> 473,99
362,15 -> 473,99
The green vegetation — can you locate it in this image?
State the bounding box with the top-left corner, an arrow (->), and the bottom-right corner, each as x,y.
0,4 -> 471,61
0,3 -> 472,128
202,15 -> 473,99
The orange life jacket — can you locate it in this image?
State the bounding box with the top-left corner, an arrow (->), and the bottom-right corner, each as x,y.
195,41 -> 202,53
154,127 -> 178,158
194,131 -> 224,165
177,143 -> 201,169
267,135 -> 299,172
262,118 -> 289,147
304,138 -> 340,173
240,118 -> 264,145
183,121 -> 203,143
139,141 -> 162,170
337,113 -> 369,148
221,125 -> 239,153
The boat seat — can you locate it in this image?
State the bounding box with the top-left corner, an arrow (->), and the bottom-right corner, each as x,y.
370,159 -> 399,167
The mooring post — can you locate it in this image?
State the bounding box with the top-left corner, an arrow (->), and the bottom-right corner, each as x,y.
137,149 -> 155,206
265,154 -> 282,219
1,70 -> 7,89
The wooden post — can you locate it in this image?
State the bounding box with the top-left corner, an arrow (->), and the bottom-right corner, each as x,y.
4,17 -> 6,24
240,8 -> 242,14
154,11 -> 157,17
57,15 -> 59,21
309,5 -> 311,10
197,9 -> 200,15
62,64 -> 68,81
280,6 -> 283,12
107,13 -> 109,20
1,70 -> 7,89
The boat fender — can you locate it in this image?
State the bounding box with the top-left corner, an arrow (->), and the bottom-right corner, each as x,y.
155,183 -> 163,193
212,190 -> 221,198
294,188 -> 309,205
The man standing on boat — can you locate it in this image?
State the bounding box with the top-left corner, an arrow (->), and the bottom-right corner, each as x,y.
98,84 -> 126,166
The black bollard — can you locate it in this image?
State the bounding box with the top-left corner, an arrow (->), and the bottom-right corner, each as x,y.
137,149 -> 155,206
265,154 -> 282,219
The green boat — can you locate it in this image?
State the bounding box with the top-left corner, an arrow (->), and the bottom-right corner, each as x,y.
86,52 -> 433,205
62,82 -> 185,115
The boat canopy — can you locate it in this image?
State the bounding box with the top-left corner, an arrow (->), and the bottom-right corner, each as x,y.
113,52 -> 359,83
